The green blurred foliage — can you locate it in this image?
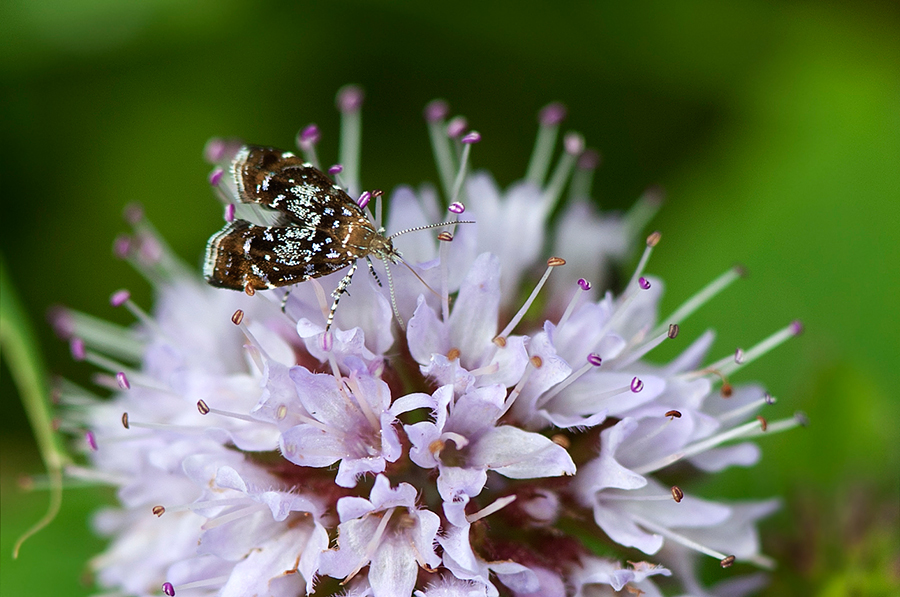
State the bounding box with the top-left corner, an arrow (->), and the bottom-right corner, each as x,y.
2,1 -> 898,595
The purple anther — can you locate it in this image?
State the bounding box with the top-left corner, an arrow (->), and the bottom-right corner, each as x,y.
110,289 -> 130,307
587,353 -> 603,367
47,306 -> 74,338
790,320 -> 804,335
162,582 -> 176,596
298,124 -> 320,150
204,138 -> 226,163
85,431 -> 98,452
113,234 -> 132,259
447,116 -> 468,139
301,124 -> 320,143
70,338 -> 86,361
539,102 -> 567,126
734,348 -> 745,364
224,203 -> 235,222
424,99 -> 449,123
577,148 -> 602,170
764,392 -> 775,405
322,331 -> 333,352
577,278 -> 592,291
123,203 -> 144,225
336,85 -> 364,113
461,131 -> 481,144
208,167 -> 224,187
631,377 -> 644,393
448,201 -> 465,214
138,234 -> 162,264
116,371 -> 131,390
564,132 -> 585,156
357,191 -> 371,209
638,277 -> 651,290
328,164 -> 343,175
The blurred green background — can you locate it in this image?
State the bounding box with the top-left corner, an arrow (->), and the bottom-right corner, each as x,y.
2,1 -> 898,595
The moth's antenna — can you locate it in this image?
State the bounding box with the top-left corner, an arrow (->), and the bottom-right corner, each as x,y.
383,260 -> 403,328
397,256 -> 442,301
388,220 -> 475,239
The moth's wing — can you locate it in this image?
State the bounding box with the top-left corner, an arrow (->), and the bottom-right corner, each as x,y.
204,219 -> 357,291
231,145 -> 365,228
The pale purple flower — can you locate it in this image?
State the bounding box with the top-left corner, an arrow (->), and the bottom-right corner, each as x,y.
52,91 -> 805,597
319,475 -> 441,596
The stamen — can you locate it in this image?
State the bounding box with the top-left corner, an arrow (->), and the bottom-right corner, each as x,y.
710,321 -> 803,377
535,353 -> 602,409
742,412 -> 808,437
85,431 -> 98,451
424,99 -> 456,201
556,278 -> 591,330
495,257 -> 565,343
631,377 -> 644,393
568,148 -> 601,201
611,325 -> 677,369
328,164 -> 343,175
51,307 -> 145,362
296,124 -> 321,168
449,132 -> 479,205
224,203 -> 235,222
196,399 -> 264,424
373,188 -> 384,230
624,185 -> 665,237
501,357 -> 540,415
202,503 -> 269,531
629,513 -> 733,564
110,290 -> 166,339
448,201 -> 465,214
634,417 -> 775,475
162,581 -> 175,596
440,233 -> 451,322
542,132 -> 584,212
208,167 -> 224,187
113,234 -> 131,259
447,116 -> 468,139
466,495 -> 517,524
716,394 -> 775,423
170,577 -> 231,592
671,486 -> 684,503
70,338 -> 86,361
650,265 -> 745,338
122,416 -> 209,435
337,85 -> 364,197
161,497 -> 254,514
624,232 -> 661,293
357,191 -> 371,210
115,372 -> 130,390
344,508 -> 396,584
526,102 -> 566,187
344,374 -> 382,432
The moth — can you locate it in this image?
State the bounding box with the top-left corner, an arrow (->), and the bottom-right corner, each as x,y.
204,145 -> 465,330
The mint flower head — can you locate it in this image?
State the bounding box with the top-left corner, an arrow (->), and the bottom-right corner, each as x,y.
52,86 -> 805,597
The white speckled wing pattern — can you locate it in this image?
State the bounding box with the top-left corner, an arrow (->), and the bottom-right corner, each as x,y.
204,146 -> 395,293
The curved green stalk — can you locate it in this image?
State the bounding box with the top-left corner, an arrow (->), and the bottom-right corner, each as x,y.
0,254 -> 70,558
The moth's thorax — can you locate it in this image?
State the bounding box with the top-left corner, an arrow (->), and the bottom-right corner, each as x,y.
353,224 -> 400,263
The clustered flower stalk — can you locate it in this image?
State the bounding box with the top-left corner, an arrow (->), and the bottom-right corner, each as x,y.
50,86 -> 805,597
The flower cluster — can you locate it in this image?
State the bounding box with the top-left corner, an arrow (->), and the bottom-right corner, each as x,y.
52,87 -> 804,597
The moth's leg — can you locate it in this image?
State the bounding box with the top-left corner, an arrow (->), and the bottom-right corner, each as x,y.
326,261 -> 359,332
366,256 -> 383,287
280,288 -> 292,314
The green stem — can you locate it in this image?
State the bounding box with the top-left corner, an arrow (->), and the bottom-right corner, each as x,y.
1,254 -> 69,558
